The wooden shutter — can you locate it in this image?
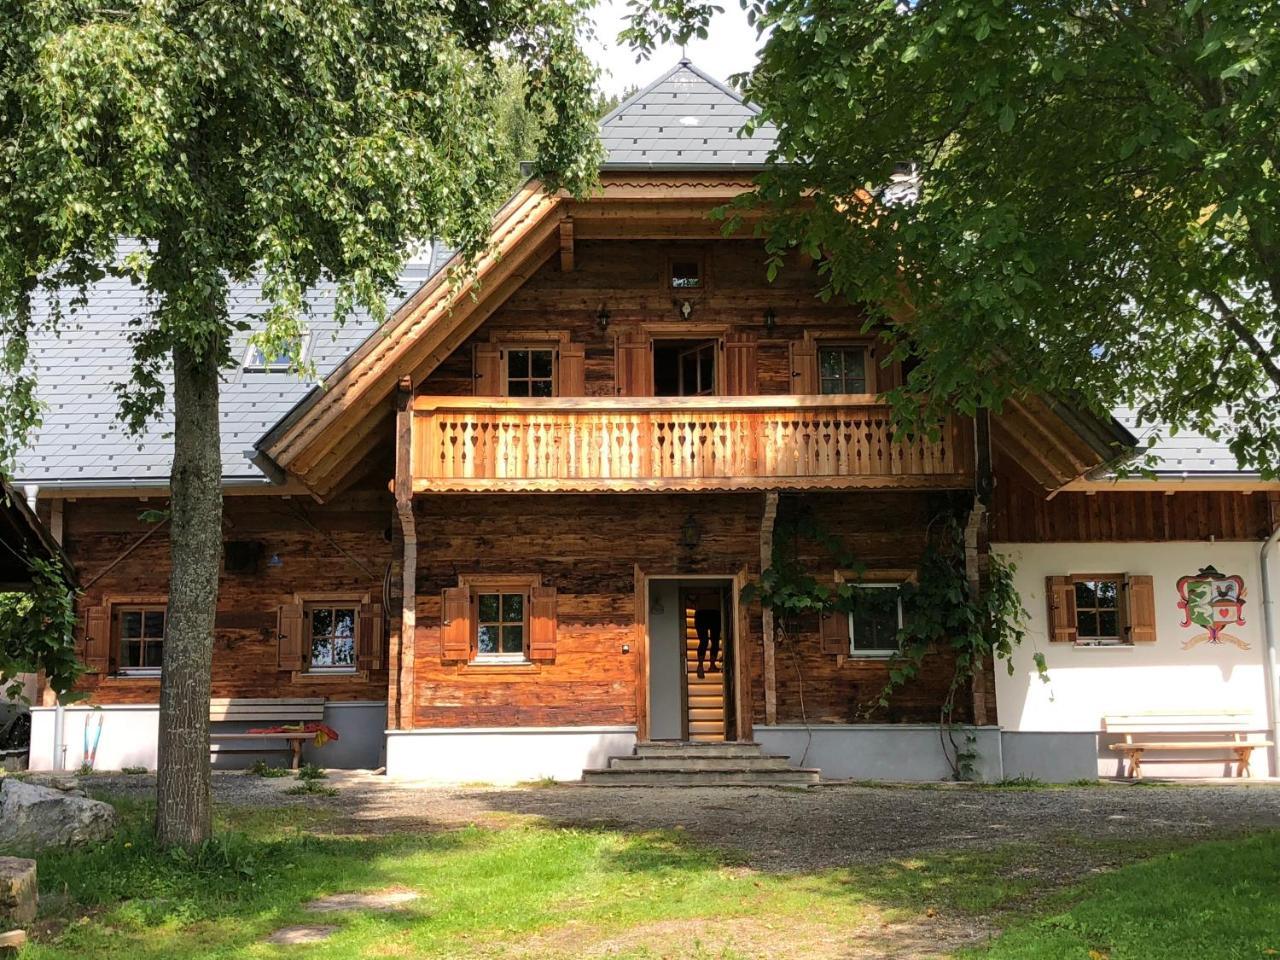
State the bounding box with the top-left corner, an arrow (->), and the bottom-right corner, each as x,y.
1046,576 -> 1078,643
724,330 -> 758,396
441,585 -> 471,661
277,602 -> 304,671
615,329 -> 653,396
357,601 -> 384,671
1125,575 -> 1157,643
819,606 -> 850,656
474,343 -> 503,396
529,586 -> 558,661
83,605 -> 109,674
559,342 -> 585,397
789,336 -> 818,394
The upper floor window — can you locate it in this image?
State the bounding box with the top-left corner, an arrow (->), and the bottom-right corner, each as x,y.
506,347 -> 556,397
305,602 -> 358,673
243,333 -> 312,373
819,345 -> 868,394
117,605 -> 166,675
670,259 -> 702,289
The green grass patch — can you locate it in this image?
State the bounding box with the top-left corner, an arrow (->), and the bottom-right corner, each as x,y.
964,832 -> 1280,960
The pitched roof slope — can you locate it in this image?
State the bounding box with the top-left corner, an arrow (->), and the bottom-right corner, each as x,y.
599,59 -> 777,169
14,255 -> 435,487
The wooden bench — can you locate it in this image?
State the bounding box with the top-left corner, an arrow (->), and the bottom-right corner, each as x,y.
209,698 -> 326,770
1104,712 -> 1273,779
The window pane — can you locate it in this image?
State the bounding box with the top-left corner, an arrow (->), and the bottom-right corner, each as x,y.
478,594 -> 501,623
531,350 -> 553,379
507,380 -> 530,397
143,611 -> 165,638
312,635 -> 333,666
477,624 -> 498,654
334,631 -> 355,666
844,349 -> 866,384
1074,581 -> 1097,608
501,624 -> 524,654
121,611 -> 143,639
1076,611 -> 1099,637
1097,610 -> 1119,639
502,592 -> 524,623
1096,579 -> 1119,607
820,377 -> 843,395
699,351 -> 714,393
509,350 -> 529,378
531,379 -> 553,398
121,640 -> 142,668
671,261 -> 700,287
312,607 -> 333,638
851,588 -> 900,651
143,642 -> 164,668
820,349 -> 841,379
334,608 -> 356,639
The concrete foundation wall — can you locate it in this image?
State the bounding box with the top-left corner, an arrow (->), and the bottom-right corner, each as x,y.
29,700 -> 387,771
755,724 -> 1006,782
1000,731 -> 1099,782
385,726 -> 637,783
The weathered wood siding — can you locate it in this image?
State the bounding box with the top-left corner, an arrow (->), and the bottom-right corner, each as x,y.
58,486 -> 393,706
416,239 -> 878,398
406,490 -> 985,730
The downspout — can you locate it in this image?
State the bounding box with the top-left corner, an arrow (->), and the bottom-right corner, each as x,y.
1260,523 -> 1280,776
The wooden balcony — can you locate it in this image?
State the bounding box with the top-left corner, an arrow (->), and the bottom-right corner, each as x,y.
410,396 -> 974,494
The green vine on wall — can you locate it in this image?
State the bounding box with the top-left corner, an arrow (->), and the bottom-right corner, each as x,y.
0,555 -> 82,703
744,500 -> 1041,779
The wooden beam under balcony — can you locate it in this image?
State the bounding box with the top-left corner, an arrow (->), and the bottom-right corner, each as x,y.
410,396 -> 974,494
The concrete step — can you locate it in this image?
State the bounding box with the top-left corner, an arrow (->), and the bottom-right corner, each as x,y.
608,754 -> 795,772
634,741 -> 765,758
582,766 -> 820,787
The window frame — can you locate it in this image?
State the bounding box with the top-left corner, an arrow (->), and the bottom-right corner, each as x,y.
818,344 -> 871,396
242,332 -> 313,373
503,343 -> 558,398
302,599 -> 361,675
463,575 -> 537,664
1070,573 -> 1128,647
846,583 -> 906,658
666,253 -> 707,292
110,599 -> 168,677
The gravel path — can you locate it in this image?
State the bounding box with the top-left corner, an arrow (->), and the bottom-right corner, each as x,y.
61,770 -> 1280,873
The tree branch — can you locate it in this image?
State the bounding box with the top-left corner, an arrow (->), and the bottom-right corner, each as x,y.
1204,291 -> 1280,390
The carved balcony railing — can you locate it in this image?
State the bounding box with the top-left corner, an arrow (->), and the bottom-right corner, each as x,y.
410,396 -> 974,494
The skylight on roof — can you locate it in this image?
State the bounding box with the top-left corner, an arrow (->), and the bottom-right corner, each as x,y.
243,332 -> 312,373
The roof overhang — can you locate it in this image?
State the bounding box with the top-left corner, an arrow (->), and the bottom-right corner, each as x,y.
989,394 -> 1137,492
1,478 -> 75,588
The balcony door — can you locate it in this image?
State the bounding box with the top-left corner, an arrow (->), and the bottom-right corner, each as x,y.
654,339 -> 717,397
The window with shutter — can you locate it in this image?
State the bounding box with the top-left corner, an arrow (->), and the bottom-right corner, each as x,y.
1124,575 -> 1157,643
529,586 -> 558,661
440,585 -> 471,661
789,337 -> 818,394
615,329 -> 653,396
473,343 -> 503,396
559,342 -> 585,396
277,602 -> 304,671
357,601 -> 384,670
82,605 -> 110,674
724,330 -> 758,396
1045,576 -> 1079,643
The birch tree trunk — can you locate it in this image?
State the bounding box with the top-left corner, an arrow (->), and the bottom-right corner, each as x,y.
156,340 -> 222,847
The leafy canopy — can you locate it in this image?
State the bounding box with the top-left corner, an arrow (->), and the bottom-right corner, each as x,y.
0,0 -> 602,461
631,0 -> 1280,474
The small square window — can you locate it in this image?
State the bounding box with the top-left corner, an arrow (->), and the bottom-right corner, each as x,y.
506,347 -> 555,398
819,346 -> 868,394
847,584 -> 904,656
1073,576 -> 1124,645
116,605 -> 166,675
669,259 -> 702,289
305,603 -> 358,672
476,590 -> 528,659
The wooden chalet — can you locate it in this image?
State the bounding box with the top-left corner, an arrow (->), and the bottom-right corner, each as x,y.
15,62 -> 1280,781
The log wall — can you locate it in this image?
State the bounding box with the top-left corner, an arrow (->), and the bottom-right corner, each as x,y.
56,484 -> 394,706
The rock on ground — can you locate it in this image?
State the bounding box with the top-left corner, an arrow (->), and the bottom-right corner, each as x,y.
0,779 -> 117,852
0,857 -> 36,926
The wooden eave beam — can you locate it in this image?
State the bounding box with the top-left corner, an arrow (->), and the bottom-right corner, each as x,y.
559,217 -> 574,272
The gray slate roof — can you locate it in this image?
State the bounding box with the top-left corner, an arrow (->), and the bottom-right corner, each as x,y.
1112,408 -> 1253,478
15,250 -> 440,487
600,59 -> 777,169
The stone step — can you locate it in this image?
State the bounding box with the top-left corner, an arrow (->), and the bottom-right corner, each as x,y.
608,754 -> 795,772
582,767 -> 820,787
634,741 -> 765,758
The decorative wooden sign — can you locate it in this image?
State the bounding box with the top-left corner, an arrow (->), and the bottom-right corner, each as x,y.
1176,565 -> 1250,651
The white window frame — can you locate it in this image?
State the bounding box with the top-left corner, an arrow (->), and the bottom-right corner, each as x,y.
1071,573 -> 1129,648
303,600 -> 360,675
846,582 -> 905,658
242,332 -> 313,373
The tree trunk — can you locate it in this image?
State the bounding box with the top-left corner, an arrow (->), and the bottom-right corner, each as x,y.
156,340 -> 222,847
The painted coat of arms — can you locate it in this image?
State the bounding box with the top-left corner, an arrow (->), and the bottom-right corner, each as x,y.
1176,565 -> 1250,651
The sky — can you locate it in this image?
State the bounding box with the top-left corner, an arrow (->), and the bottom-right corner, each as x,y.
586,1 -> 764,96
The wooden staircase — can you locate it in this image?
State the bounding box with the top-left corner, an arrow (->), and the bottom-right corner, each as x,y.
685,606 -> 725,742
582,742 -> 821,787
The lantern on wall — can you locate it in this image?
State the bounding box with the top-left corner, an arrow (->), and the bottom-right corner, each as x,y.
679,515 -> 701,550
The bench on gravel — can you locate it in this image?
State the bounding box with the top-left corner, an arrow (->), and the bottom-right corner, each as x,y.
209,698 -> 326,770
1104,711 -> 1273,779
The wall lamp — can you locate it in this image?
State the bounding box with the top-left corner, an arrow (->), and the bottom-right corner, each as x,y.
679,514 -> 702,550
596,305 -> 611,332
763,307 -> 777,335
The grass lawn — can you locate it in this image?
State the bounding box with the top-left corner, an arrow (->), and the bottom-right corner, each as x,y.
9,793 -> 1279,959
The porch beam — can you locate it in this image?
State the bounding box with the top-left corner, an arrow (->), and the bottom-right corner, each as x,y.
760,491 -> 779,726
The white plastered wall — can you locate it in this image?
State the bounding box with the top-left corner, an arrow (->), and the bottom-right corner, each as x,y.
993,541 -> 1273,776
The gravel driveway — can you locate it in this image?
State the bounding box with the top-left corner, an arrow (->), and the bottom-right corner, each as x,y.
63,770 -> 1280,873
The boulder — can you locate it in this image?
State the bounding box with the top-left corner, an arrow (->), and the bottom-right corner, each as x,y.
0,858 -> 36,926
0,779 -> 117,852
